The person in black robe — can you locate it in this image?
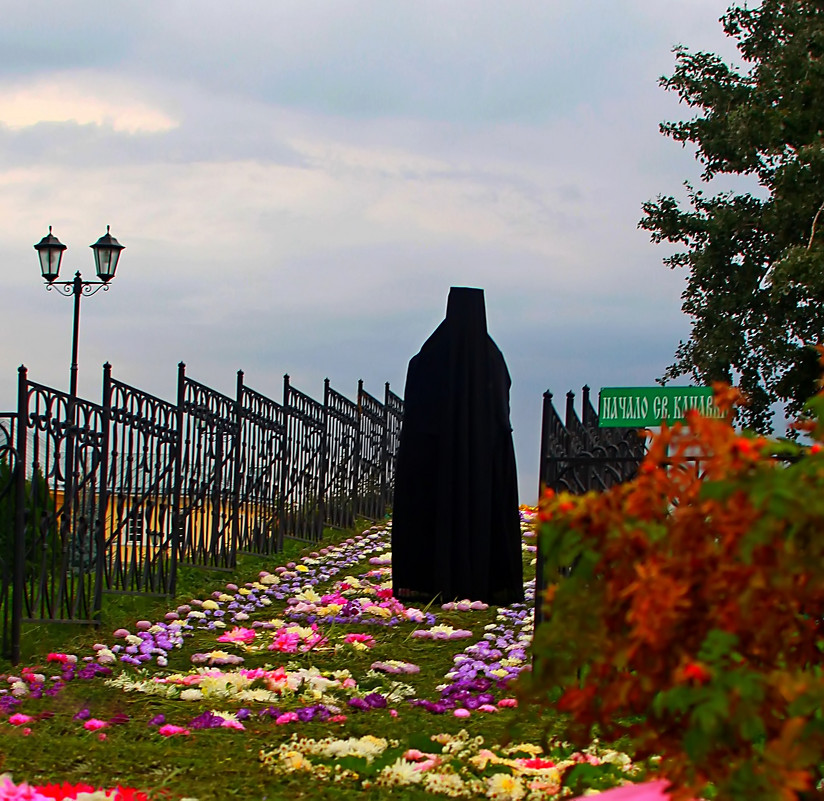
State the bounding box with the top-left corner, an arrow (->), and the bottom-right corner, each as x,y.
391,286 -> 524,605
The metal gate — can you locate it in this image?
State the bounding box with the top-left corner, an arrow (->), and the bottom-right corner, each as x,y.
177,364 -> 239,570
323,380 -> 359,530
356,382 -> 386,520
281,375 -> 325,542
13,369 -> 107,636
236,373 -> 286,555
383,384 -> 403,512
103,364 -> 179,595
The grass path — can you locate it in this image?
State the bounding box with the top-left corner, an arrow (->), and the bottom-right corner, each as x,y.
0,515 -> 650,799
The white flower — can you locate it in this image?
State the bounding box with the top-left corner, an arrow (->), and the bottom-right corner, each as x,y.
424,772 -> 468,797
179,688 -> 204,701
486,773 -> 525,801
376,758 -> 422,787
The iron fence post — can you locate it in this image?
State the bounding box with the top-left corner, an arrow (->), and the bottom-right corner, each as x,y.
278,374 -> 290,549
94,363 -> 113,616
11,366 -> 29,664
320,378 -> 332,532
170,362 -> 185,594
354,380 -> 364,516
381,382 -> 390,516
232,370 -> 244,562
534,390 -> 552,629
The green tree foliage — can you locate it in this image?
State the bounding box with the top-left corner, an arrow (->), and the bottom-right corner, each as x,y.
0,458 -> 57,577
640,1 -> 824,430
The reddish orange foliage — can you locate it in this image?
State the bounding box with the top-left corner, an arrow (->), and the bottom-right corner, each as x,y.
525,384 -> 824,801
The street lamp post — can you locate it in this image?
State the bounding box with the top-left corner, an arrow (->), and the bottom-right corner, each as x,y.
34,226 -> 125,398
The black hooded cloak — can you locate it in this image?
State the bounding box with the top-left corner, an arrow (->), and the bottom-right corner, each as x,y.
391,287 -> 524,605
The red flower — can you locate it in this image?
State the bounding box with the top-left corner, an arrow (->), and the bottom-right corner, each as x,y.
682,662 -> 711,684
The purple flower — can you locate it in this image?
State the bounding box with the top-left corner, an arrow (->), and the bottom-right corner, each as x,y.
190,710 -> 225,729
364,693 -> 387,709
149,714 -> 166,726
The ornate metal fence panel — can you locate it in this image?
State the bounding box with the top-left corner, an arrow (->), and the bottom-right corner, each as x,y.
177,364 -> 239,569
356,382 -> 387,520
539,388 -> 644,497
383,384 -> 403,512
14,370 -> 106,630
103,365 -> 179,596
323,380 -> 359,530
236,373 -> 286,555
0,412 -> 18,659
281,375 -> 326,542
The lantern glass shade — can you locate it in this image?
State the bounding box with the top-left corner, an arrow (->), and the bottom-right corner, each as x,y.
90,226 -> 125,282
34,227 -> 67,283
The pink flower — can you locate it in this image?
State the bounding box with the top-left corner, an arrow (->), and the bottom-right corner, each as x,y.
453,708 -> 471,718
497,698 -> 518,708
343,633 -> 375,648
8,714 -> 34,726
478,704 -> 498,713
275,712 -> 299,725
158,724 -> 190,737
216,627 -> 257,644
83,718 -> 109,731
0,774 -> 45,799
329,714 -> 347,723
46,652 -> 71,664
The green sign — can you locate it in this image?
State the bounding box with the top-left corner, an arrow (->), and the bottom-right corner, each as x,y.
598,386 -> 720,428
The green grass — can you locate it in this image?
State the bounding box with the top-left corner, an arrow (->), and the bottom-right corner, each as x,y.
0,521 -> 633,800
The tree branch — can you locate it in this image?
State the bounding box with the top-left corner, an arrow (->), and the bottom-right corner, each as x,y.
807,199 -> 824,251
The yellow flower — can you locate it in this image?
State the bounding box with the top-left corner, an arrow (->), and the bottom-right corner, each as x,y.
201,600 -> 219,610
365,605 -> 392,618
281,750 -> 313,771
296,564 -> 309,572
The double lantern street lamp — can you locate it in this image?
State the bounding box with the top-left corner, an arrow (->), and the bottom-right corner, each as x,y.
33,226 -> 125,400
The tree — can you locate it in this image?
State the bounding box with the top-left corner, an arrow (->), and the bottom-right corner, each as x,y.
640,1 -> 824,431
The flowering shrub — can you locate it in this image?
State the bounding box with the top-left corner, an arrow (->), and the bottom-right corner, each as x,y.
525,384 -> 824,800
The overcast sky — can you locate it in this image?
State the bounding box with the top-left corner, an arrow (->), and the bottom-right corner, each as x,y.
0,1 -> 743,501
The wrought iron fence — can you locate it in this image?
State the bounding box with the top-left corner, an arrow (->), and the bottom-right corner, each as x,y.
535,386 -> 645,625
1,362 -> 402,662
